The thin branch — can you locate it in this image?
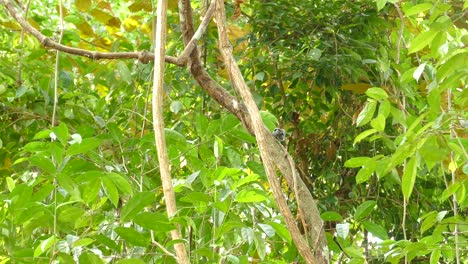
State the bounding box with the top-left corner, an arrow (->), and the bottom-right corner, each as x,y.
174,0 -> 216,65
152,0 -> 189,263
1,0 -> 216,67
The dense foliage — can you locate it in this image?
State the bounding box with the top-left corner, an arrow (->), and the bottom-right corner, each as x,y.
0,0 -> 467,263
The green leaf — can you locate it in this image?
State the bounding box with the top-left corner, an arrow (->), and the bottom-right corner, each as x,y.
121,191 -> 155,222
67,138 -> 103,156
114,227 -> 149,247
180,192 -> 211,203
430,249 -> 441,264
254,232 -> 266,260
344,157 -> 372,168
116,61 -> 131,84
52,123 -> 69,145
440,183 -> 460,202
362,221 -> 388,240
356,165 -> 375,184
365,87 -> 388,100
408,30 -> 437,54
260,111 -> 279,131
106,173 -> 133,195
404,3 -> 432,16
170,100 -> 183,114
413,63 -> 426,82
102,177 -> 119,207
356,101 -> 377,127
437,52 -> 468,81
73,238 -> 95,247
370,114 -> 386,132
266,221 -> 291,243
214,136 -> 223,160
420,211 -> 437,234
236,189 -> 268,203
336,223 -> 349,239
354,200 -> 376,222
402,156 -> 418,200
133,212 -> 176,232
79,251 -> 104,264
321,211 -> 343,221
376,0 -> 388,11
34,236 -> 57,257
353,129 -> 378,145
58,205 -> 85,223
378,99 -> 391,118
29,155 -> 56,174
82,178 -> 101,204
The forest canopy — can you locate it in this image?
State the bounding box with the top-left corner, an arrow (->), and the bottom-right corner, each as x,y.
0,0 -> 467,263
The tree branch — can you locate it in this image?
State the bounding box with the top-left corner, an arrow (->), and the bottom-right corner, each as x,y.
152,0 -> 189,263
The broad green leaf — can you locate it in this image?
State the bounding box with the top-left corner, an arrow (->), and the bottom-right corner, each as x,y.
336,223 -> 350,239
73,238 -> 94,247
121,191 -> 155,222
402,156 -> 418,200
266,221 -> 291,243
102,177 -> 119,207
362,221 -> 388,240
23,142 -> 49,152
254,232 -> 266,260
408,30 -> 437,54
114,227 -> 149,247
378,99 -> 391,118
58,205 -> 85,223
214,136 -> 223,160
133,212 -> 176,232
430,249 -> 441,264
170,100 -> 183,114
180,192 -> 211,203
234,174 -> 260,188
34,236 -> 57,257
376,0 -> 388,11
67,138 -> 103,156
241,227 -> 254,244
420,211 -> 437,234
356,101 -> 377,127
365,87 -> 388,100
440,183 -> 460,202
404,3 -> 432,16
6,177 -> 15,192
260,111 -> 279,131
344,157 -> 372,168
413,63 -> 426,82
116,61 -> 131,84
353,129 -> 378,145
75,0 -> 91,12
95,234 -> 119,252
52,122 -> 69,145
236,189 -> 268,203
57,173 -> 81,200
28,155 -> 56,174
258,223 -> 275,237
356,165 -> 375,184
370,114 -> 386,132
106,173 -> 133,195
82,178 -> 101,204
354,200 -> 376,222
79,252 -> 104,264
437,52 -> 468,81
321,211 -> 343,221
343,246 -> 364,259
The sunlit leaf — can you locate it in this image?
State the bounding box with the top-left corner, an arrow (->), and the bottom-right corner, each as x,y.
354,200 -> 376,222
